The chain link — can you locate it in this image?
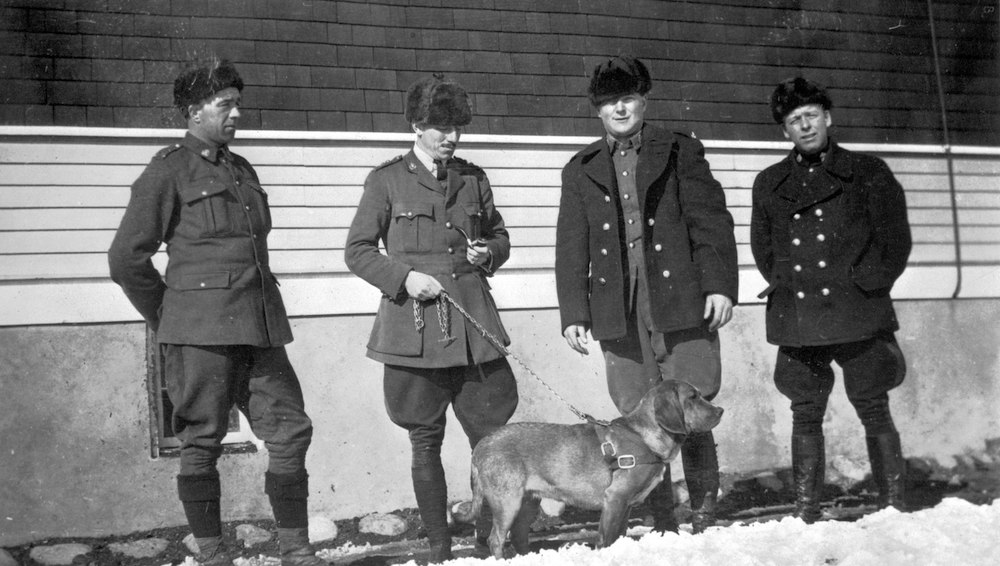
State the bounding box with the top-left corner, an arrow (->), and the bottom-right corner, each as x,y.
434,291 -> 608,426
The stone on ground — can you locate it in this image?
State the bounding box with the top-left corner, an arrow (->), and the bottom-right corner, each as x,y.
28,543 -> 92,565
236,523 -> 273,547
108,537 -> 169,558
358,512 -> 408,537
308,515 -> 339,542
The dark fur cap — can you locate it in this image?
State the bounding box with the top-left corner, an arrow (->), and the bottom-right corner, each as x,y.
404,74 -> 473,127
587,55 -> 652,106
770,77 -> 832,123
173,58 -> 244,114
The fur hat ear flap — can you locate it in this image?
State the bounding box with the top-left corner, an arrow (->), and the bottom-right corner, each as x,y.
587,55 -> 652,107
770,77 -> 832,123
404,73 -> 473,127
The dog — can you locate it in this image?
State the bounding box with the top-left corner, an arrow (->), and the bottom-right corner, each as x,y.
467,379 -> 723,558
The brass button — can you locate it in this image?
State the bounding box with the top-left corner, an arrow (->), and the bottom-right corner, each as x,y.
600,248 -> 608,256
792,238 -> 801,246
654,244 -> 662,252
628,242 -> 634,249
622,171 -> 629,177
821,288 -> 830,296
647,218 -> 655,226
793,213 -> 801,220
817,234 -> 826,242
598,277 -> 607,285
199,282 -> 206,287
796,291 -> 805,299
623,193 -> 630,200
451,273 -> 458,280
602,223 -> 610,230
818,260 -> 827,268
201,191 -> 208,196
815,209 -> 823,217
445,221 -> 452,228
628,218 -> 634,224
407,211 -> 413,218
662,270 -> 670,278
605,195 -> 611,202
448,247 -> 454,254
794,265 -> 802,272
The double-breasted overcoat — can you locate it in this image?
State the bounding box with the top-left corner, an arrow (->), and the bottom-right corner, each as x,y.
555,124 -> 738,341
750,142 -> 912,347
344,150 -> 511,368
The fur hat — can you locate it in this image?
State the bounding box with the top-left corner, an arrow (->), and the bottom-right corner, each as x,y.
770,77 -> 832,123
587,55 -> 652,106
404,73 -> 473,127
173,58 -> 244,114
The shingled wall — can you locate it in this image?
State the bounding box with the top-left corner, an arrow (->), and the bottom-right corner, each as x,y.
1,0 -> 997,144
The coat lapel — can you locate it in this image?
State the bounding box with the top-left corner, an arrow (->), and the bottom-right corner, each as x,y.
581,140 -> 616,196
636,125 -> 675,212
404,150 -> 444,194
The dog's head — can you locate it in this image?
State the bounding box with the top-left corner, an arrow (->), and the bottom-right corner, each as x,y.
651,380 -> 724,436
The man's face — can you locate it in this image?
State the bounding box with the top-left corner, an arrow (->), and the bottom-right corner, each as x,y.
413,123 -> 462,161
597,94 -> 646,140
781,104 -> 831,155
189,87 -> 242,147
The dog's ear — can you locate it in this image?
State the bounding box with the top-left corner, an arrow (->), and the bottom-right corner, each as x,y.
653,382 -> 689,435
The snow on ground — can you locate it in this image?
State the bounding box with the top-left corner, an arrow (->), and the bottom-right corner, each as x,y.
402,498 -> 1000,566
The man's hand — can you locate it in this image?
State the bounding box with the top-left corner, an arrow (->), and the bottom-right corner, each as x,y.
563,323 -> 591,355
703,293 -> 733,332
467,242 -> 490,267
405,271 -> 443,301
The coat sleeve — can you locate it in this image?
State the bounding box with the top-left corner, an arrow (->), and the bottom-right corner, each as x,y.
851,157 -> 912,291
750,171 -> 775,281
478,173 -> 511,275
107,156 -> 174,330
344,168 -> 415,298
555,160 -> 592,331
676,137 -> 739,303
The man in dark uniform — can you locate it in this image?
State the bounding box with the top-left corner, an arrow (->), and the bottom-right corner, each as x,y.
751,77 -> 912,522
108,59 -> 324,566
344,74 -> 518,563
555,56 -> 738,534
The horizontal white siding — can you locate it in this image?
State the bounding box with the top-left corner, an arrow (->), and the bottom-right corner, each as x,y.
1,127 -> 997,326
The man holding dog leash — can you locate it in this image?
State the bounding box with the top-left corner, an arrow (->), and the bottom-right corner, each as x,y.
344,74 -> 518,563
555,55 -> 739,534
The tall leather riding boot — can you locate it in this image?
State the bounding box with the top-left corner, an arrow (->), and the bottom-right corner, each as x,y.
866,431 -> 907,511
647,467 -> 679,533
412,460 -> 452,563
682,431 -> 720,534
791,435 -> 825,524
265,471 -> 325,565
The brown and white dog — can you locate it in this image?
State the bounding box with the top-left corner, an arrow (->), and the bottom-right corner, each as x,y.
467,379 -> 723,558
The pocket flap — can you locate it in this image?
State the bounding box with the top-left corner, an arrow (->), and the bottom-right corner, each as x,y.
177,271 -> 231,290
178,178 -> 228,204
393,202 -> 433,220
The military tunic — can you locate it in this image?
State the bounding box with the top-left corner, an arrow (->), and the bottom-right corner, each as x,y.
344,150 -> 512,368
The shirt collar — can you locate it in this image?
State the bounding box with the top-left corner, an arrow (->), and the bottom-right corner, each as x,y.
606,127 -> 643,153
412,142 -> 446,173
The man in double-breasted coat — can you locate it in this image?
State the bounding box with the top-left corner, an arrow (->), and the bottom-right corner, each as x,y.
750,77 -> 912,522
108,60 -> 324,565
555,55 -> 738,534
344,74 -> 517,563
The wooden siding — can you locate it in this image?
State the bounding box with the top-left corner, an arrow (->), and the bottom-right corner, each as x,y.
1,127 -> 997,326
0,1 -> 996,145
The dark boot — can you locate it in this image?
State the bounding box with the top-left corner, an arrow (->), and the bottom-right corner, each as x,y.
178,473 -> 234,565
682,431 -> 720,534
791,435 -> 825,524
265,471 -> 325,566
412,461 -> 452,563
866,432 -> 907,511
646,468 -> 679,533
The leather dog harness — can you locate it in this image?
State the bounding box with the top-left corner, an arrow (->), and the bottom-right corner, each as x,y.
595,418 -> 664,470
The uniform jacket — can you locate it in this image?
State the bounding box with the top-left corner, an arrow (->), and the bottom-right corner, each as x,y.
555,123 -> 738,340
108,133 -> 292,347
750,142 -> 912,347
344,150 -> 511,368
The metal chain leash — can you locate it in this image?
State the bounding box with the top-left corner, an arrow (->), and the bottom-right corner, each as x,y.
427,291 -> 608,426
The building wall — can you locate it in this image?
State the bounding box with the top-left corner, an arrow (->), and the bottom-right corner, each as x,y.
2,300 -> 998,546
1,0 -> 997,144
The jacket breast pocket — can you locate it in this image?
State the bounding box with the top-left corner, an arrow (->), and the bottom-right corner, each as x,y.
391,201 -> 435,252
178,178 -> 234,237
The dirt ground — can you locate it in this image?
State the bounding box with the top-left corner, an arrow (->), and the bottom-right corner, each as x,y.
5,450 -> 999,566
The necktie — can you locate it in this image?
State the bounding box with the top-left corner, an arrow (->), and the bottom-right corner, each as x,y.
434,159 -> 447,181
